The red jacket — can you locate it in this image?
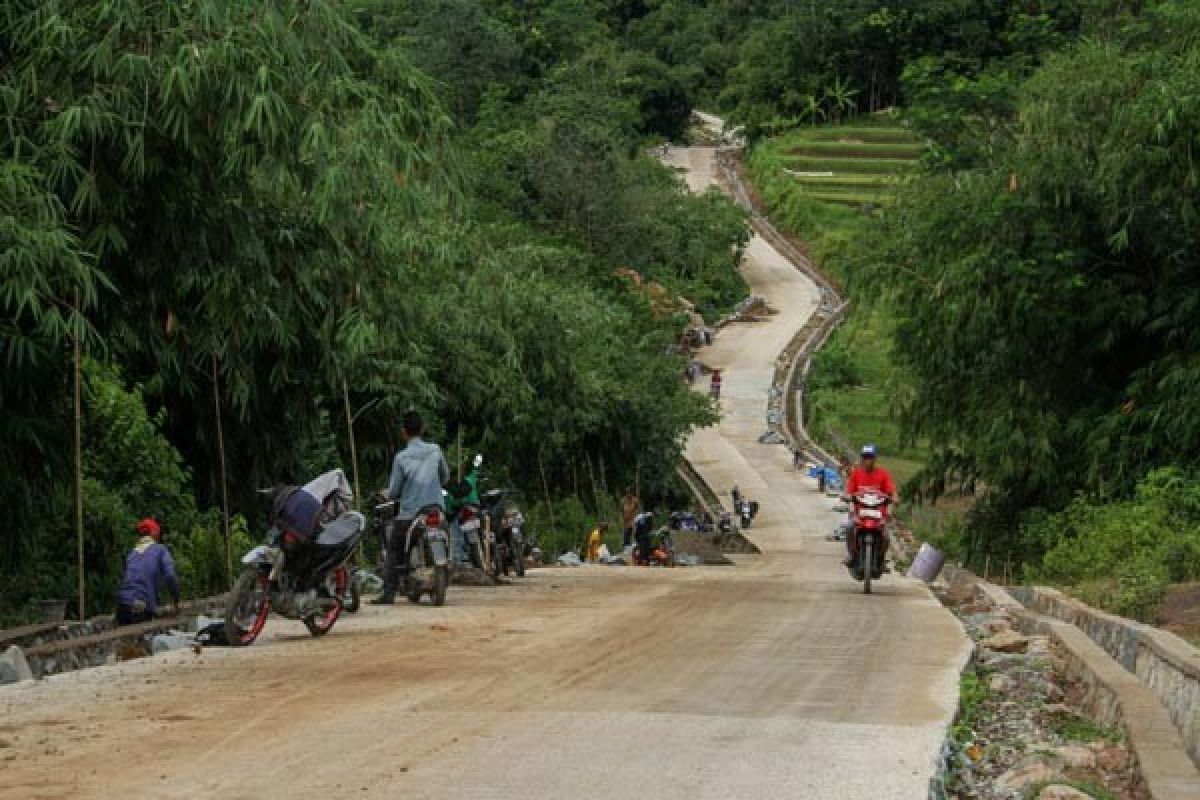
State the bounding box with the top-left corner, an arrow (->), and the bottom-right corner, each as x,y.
846,466 -> 896,498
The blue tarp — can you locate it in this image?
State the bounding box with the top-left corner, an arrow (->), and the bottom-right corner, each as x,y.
806,465 -> 843,490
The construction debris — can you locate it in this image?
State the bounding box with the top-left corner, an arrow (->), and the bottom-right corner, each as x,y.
0,645 -> 33,685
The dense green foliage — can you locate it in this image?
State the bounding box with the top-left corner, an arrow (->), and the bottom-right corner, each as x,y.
1025,469 -> 1200,620
867,2 -> 1200,574
0,0 -> 748,621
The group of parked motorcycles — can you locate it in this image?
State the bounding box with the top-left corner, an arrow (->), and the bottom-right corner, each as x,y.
222,468 -> 532,647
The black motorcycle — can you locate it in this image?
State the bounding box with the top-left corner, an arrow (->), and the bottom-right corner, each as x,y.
224,512 -> 367,646
738,499 -> 759,529
481,489 -> 526,578
374,500 -> 452,606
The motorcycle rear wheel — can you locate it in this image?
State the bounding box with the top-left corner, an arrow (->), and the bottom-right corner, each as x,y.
862,541 -> 874,595
225,570 -> 270,647
431,565 -> 449,606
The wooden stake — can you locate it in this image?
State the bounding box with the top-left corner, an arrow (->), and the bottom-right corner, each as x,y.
72,290 -> 85,621
212,354 -> 232,587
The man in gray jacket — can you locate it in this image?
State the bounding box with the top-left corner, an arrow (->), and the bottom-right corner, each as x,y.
372,410 -> 450,604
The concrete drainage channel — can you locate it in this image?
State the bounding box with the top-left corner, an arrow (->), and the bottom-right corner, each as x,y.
0,596 -> 228,682
922,555 -> 1200,800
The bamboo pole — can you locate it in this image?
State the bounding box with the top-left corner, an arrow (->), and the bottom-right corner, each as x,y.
212,354 -> 232,587
72,290 -> 85,621
538,451 -> 556,533
585,452 -> 602,514
341,376 -> 361,505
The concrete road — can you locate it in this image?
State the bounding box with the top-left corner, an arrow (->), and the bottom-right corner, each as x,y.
0,148 -> 968,800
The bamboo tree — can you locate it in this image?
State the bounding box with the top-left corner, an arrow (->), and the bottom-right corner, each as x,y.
73,291 -> 85,621
212,354 -> 232,587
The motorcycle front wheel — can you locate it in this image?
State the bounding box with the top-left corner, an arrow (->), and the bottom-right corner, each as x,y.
512,543 -> 525,577
304,566 -> 347,637
469,539 -> 484,570
862,540 -> 874,595
225,570 -> 270,646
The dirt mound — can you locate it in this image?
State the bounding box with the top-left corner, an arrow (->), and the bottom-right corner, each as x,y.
671,532 -> 733,565
715,531 -> 760,554
451,565 -> 502,586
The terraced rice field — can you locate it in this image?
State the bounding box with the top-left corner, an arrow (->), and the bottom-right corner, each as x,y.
771,122 -> 922,208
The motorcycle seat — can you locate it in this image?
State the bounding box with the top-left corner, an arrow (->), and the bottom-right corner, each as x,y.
316,511 -> 365,546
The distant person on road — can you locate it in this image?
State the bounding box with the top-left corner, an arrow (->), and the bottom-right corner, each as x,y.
709,369 -> 723,401
620,487 -> 640,549
373,410 -> 450,605
842,444 -> 897,569
115,518 -> 180,625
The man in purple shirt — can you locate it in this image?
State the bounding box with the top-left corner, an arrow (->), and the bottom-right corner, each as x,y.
115,518 -> 181,625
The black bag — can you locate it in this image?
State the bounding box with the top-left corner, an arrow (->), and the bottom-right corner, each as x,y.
196,621 -> 231,647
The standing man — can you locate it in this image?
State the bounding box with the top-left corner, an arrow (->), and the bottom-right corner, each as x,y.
620,486 -> 640,550
633,511 -> 655,565
373,411 -> 450,605
709,369 -> 723,401
115,518 -> 180,625
842,444 -> 897,568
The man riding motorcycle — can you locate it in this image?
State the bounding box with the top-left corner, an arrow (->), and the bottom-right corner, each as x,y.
842,444 -> 897,569
372,410 -> 450,604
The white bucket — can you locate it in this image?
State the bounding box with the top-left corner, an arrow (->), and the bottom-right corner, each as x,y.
907,543 -> 946,583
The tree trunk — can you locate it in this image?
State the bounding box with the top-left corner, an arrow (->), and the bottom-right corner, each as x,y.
212,354 -> 232,587
73,291 -> 85,621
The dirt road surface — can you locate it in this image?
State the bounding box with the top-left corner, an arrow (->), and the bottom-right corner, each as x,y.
0,147 -> 967,800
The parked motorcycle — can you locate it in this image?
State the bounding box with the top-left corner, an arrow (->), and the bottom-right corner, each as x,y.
634,527 -> 675,567
446,485 -> 487,569
738,499 -> 759,529
668,511 -> 702,532
846,490 -> 890,594
224,511 -> 367,646
374,500 -> 452,606
482,489 -> 526,578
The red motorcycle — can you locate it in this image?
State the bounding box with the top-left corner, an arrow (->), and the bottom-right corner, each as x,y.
847,490 -> 890,594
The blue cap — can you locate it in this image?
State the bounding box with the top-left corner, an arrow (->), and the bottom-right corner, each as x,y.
861,443 -> 878,457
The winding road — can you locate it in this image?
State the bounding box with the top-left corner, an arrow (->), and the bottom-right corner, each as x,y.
0,146 -> 968,800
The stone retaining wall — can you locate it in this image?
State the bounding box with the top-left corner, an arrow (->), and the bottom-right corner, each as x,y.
1009,585 -> 1200,767
935,565 -> 1200,799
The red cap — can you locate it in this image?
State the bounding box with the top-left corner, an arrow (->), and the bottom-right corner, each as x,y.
137,518 -> 161,538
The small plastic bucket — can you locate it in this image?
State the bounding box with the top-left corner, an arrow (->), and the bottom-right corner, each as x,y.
907,543 -> 946,583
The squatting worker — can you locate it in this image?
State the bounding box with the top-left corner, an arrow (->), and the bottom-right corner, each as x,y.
620,487 -> 640,549
373,410 -> 450,605
115,518 -> 180,625
586,523 -> 607,563
842,443 -> 897,569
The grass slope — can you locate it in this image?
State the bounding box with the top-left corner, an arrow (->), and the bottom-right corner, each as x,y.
748,118 -> 927,489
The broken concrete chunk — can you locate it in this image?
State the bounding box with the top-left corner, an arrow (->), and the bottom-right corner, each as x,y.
996,758 -> 1061,792
980,630 -> 1029,653
1037,785 -> 1094,800
1052,744 -> 1097,769
150,633 -> 192,654
988,673 -> 1016,693
0,646 -> 33,684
